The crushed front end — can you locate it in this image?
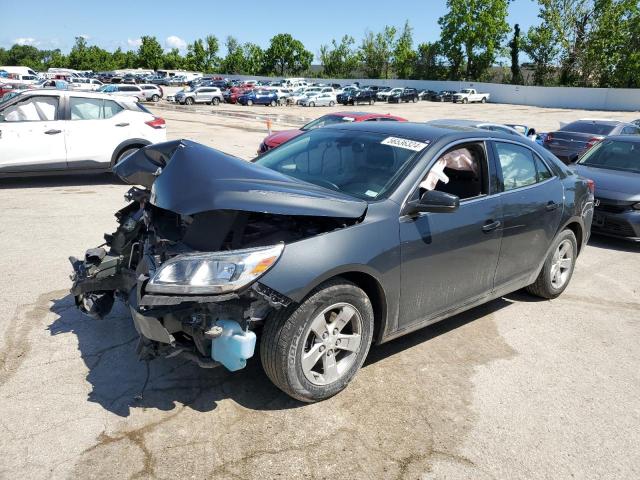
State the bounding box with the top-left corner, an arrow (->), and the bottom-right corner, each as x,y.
69,140 -> 365,372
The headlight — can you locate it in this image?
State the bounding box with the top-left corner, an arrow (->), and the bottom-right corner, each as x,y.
146,244 -> 284,295
633,202 -> 640,211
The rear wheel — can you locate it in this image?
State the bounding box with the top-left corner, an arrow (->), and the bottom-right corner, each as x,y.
481,97 -> 487,104
112,146 -> 140,169
260,279 -> 374,402
329,100 -> 335,107
412,97 -> 418,103
270,99 -> 277,107
151,94 -> 160,102
247,99 -> 253,106
309,101 -> 315,107
526,229 -> 577,299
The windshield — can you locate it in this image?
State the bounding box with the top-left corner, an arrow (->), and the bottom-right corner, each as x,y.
253,129 -> 427,200
578,139 -> 640,173
301,115 -> 356,131
561,121 -> 616,135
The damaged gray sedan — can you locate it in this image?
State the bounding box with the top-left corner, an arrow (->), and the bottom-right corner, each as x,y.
71,122 -> 594,402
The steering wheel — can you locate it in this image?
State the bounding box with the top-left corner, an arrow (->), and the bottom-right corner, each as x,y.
312,178 -> 340,191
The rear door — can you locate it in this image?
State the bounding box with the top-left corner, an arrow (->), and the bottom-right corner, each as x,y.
65,96 -> 130,168
0,94 -> 67,172
491,140 -> 564,289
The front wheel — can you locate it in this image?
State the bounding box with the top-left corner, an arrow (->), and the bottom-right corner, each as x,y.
247,99 -> 253,106
270,99 -> 277,107
185,97 -> 194,105
151,94 -> 160,102
526,229 -> 577,299
260,279 -> 374,402
329,100 -> 335,107
462,98 -> 469,104
309,101 -> 315,107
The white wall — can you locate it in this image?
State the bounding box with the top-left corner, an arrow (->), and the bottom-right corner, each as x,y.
226,74 -> 640,112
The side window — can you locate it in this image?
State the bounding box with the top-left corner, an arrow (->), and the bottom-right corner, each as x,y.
2,96 -> 59,122
420,142 -> 488,200
495,142 -> 540,191
534,155 -> 553,181
622,126 -> 640,135
70,97 -> 102,120
103,100 -> 123,119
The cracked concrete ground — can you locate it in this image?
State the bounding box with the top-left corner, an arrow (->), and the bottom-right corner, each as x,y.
0,101 -> 639,479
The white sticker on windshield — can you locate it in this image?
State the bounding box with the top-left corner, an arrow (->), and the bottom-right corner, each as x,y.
381,137 -> 429,151
342,117 -> 356,122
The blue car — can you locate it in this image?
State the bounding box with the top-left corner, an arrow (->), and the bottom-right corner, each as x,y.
238,89 -> 279,106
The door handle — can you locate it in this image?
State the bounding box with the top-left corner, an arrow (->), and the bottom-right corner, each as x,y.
482,220 -> 501,232
545,201 -> 559,211
44,129 -> 62,135
115,122 -> 130,127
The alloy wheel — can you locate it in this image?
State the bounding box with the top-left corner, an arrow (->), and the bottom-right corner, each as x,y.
550,239 -> 573,289
301,303 -> 363,386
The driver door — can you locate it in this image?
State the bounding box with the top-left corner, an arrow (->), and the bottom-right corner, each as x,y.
0,94 -> 67,172
398,141 -> 503,328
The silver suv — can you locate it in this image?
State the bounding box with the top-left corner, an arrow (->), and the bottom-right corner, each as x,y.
98,84 -> 145,102
139,84 -> 163,102
175,87 -> 224,106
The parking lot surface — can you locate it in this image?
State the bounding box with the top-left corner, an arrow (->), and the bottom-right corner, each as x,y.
0,101 -> 639,479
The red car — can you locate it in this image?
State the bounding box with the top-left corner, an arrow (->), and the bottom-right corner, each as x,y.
258,111 -> 408,153
224,86 -> 254,104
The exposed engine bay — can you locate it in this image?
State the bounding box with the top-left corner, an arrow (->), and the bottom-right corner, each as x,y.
70,140 -> 365,371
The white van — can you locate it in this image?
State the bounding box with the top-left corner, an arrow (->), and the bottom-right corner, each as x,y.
0,66 -> 39,85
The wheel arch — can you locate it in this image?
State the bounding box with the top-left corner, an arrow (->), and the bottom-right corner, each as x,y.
110,139 -> 151,167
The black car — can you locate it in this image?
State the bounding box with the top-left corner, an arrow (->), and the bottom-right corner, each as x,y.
430,90 -> 456,102
388,88 -> 419,103
337,89 -> 377,105
543,119 -> 640,164
572,135 -> 640,241
418,89 -> 437,100
70,122 -> 593,402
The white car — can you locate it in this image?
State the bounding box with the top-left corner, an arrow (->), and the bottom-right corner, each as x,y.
139,84 -> 163,102
377,87 -> 403,101
299,92 -> 336,107
70,78 -> 104,91
98,84 -> 146,102
452,88 -> 490,104
0,90 -> 166,177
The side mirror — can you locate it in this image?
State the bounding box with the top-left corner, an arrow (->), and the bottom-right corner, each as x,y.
403,190 -> 460,216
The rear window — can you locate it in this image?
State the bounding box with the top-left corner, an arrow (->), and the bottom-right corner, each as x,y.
560,121 -> 616,135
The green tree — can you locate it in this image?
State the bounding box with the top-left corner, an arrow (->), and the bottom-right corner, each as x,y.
319,35 -> 359,78
522,23 -> 558,85
163,48 -> 184,69
137,36 -> 164,70
4,44 -> 44,70
359,26 -> 396,78
67,36 -> 89,70
509,24 -> 524,84
412,42 -> 447,79
393,21 -> 416,79
262,33 -> 313,76
185,39 -> 207,71
221,36 -> 245,74
243,43 -> 265,75
204,35 -> 220,72
438,0 -> 511,80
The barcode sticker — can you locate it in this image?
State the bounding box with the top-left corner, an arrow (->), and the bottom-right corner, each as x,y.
381,137 -> 429,151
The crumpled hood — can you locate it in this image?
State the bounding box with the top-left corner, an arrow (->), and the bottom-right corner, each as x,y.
114,139 -> 368,218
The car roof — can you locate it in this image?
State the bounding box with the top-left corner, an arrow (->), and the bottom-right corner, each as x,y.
323,120 -> 494,142
329,111 -> 401,120
13,88 -> 138,103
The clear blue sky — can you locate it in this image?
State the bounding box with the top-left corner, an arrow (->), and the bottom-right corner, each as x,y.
1,0 -> 541,60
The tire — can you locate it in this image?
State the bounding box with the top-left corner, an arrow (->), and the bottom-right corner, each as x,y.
112,146 -> 140,169
151,94 -> 160,102
260,279 -> 374,402
463,98 -> 469,104
368,99 -> 373,105
329,100 -> 335,107
185,97 -> 194,105
309,101 -> 315,107
247,99 -> 253,106
412,97 -> 418,103
270,100 -> 277,107
212,97 -> 220,106
526,229 -> 577,299
481,97 -> 487,104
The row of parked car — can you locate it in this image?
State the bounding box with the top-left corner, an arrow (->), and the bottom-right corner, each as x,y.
166,79 -> 492,109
